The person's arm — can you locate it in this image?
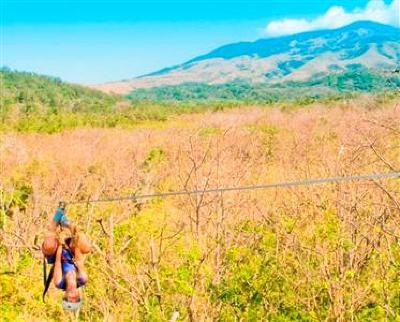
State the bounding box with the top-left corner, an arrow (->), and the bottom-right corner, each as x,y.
73,239 -> 89,283
53,244 -> 63,286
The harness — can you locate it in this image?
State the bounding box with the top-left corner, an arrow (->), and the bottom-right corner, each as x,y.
42,256 -> 54,302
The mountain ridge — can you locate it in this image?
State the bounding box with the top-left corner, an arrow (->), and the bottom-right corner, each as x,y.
93,21 -> 400,94
187,21 -> 399,63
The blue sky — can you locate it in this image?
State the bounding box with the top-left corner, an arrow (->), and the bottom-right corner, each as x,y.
1,0 -> 397,84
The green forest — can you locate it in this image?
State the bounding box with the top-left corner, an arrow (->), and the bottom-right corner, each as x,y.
128,67 -> 400,102
1,67 -> 399,134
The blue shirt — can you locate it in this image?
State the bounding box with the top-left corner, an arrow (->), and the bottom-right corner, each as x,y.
47,248 -> 86,290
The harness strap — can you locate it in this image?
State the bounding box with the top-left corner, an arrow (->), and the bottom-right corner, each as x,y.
42,256 -> 55,302
43,256 -> 46,286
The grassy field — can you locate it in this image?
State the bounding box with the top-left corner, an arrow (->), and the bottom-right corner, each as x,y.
1,96 -> 400,320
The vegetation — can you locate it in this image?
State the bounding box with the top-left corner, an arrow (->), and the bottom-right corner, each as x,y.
284,65 -> 400,92
0,67 -> 119,114
128,68 -> 400,102
1,68 -> 399,134
1,98 -> 400,320
0,68 -> 233,132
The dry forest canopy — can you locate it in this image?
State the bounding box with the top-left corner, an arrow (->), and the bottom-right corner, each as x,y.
1,68 -> 400,321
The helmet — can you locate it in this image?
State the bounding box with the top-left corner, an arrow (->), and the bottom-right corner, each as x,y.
62,298 -> 82,311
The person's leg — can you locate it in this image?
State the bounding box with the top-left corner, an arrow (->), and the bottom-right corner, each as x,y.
42,209 -> 63,257
73,232 -> 91,255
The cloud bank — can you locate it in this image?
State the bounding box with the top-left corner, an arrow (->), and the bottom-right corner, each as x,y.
264,0 -> 400,37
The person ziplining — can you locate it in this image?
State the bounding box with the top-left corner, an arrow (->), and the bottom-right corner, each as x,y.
41,202 -> 91,311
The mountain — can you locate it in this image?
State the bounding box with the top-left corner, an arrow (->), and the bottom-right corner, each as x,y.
94,21 -> 400,95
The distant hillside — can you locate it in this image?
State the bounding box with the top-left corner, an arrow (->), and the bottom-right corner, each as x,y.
0,67 -> 119,115
1,67 -> 399,134
127,66 -> 400,102
95,21 -> 400,94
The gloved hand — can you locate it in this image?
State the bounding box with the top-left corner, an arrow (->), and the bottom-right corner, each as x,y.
52,207 -> 70,227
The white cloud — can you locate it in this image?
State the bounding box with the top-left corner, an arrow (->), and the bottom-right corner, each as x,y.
264,0 -> 400,37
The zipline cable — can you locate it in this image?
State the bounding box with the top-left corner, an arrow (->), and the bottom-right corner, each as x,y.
67,171 -> 400,205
